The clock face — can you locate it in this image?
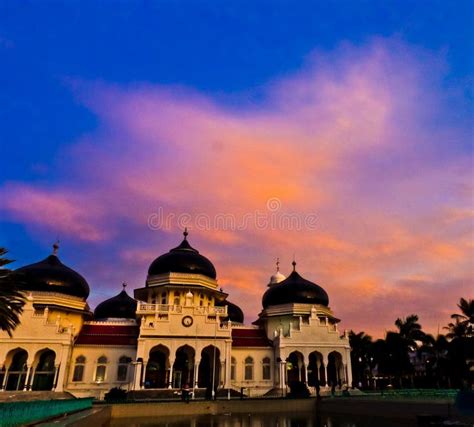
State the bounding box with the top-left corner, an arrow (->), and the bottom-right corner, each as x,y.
182,315 -> 193,327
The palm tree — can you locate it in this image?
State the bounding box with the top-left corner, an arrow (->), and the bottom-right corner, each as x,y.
349,331 -> 373,388
419,334 -> 449,387
0,248 -> 26,336
445,298 -> 474,388
391,314 -> 426,387
450,298 -> 473,337
395,314 -> 426,350
446,318 -> 469,340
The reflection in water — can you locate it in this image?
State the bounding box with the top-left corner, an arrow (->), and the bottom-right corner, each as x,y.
110,411 -> 415,427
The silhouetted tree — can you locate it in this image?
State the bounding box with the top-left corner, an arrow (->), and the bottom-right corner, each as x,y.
450,298 -> 473,337
445,298 -> 474,388
418,334 -> 449,388
395,314 -> 426,349
0,248 -> 26,336
350,302 -> 473,390
349,331 -> 373,388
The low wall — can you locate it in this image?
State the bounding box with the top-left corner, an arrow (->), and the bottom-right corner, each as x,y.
109,398 -> 315,419
35,406 -> 111,427
0,398 -> 93,427
319,397 -> 458,419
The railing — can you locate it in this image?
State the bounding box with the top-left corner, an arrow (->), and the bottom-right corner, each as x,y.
137,303 -> 227,316
194,306 -> 226,315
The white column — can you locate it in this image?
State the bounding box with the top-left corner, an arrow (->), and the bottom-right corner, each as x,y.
51,365 -> 59,391
224,343 -> 231,388
220,361 -> 225,387
346,349 -> 353,388
302,360 -> 308,384
323,355 -> 329,387
141,362 -> 147,389
280,362 -> 286,389
168,359 -> 175,389
1,368 -> 8,391
133,362 -> 142,390
194,360 -> 200,388
23,365 -> 32,391
55,361 -> 67,392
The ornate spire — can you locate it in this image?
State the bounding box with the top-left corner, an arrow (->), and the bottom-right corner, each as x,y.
52,240 -> 60,256
276,257 -> 280,272
292,257 -> 296,272
122,282 -> 127,291
183,227 -> 189,240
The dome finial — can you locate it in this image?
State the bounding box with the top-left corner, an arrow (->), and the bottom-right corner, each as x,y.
292,255 -> 296,272
276,257 -> 280,272
183,227 -> 189,240
52,240 -> 60,256
122,282 -> 127,291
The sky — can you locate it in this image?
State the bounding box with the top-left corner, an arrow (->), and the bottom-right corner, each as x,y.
0,1 -> 473,338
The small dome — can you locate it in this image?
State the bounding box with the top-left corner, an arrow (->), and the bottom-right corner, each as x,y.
216,299 -> 244,324
148,230 -> 216,279
269,258 -> 286,286
262,262 -> 329,309
269,271 -> 286,286
94,285 -> 137,320
16,244 -> 90,299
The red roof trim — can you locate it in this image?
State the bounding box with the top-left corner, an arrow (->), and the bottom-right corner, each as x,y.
231,328 -> 272,348
75,324 -> 139,346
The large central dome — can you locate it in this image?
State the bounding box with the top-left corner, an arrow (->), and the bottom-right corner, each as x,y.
148,230 -> 217,279
262,262 -> 328,309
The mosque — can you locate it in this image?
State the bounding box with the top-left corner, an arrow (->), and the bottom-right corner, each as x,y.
0,231 -> 352,399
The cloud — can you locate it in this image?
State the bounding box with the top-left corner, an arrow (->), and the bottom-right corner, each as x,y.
1,183 -> 110,241
1,38 -> 472,336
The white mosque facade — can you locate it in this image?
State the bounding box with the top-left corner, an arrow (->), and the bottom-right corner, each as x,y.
0,232 -> 352,399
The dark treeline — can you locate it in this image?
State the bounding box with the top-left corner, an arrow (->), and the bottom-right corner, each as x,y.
350,298 -> 474,390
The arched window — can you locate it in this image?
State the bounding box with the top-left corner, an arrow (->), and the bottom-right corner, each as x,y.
95,356 -> 108,382
72,356 -> 86,382
161,292 -> 167,305
6,350 -> 28,391
173,292 -> 180,306
244,356 -> 253,380
117,356 -> 132,382
262,357 -> 271,380
230,357 -> 236,381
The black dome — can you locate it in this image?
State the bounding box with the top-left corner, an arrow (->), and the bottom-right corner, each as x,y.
16,246 -> 90,299
148,231 -> 216,279
94,287 -> 137,320
217,300 -> 244,323
262,264 -> 329,309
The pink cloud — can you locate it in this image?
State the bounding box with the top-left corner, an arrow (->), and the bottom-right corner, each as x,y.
1,184 -> 110,241
2,39 -> 472,337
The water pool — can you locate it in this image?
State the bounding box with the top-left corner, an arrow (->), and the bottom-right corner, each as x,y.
109,411 -> 416,427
